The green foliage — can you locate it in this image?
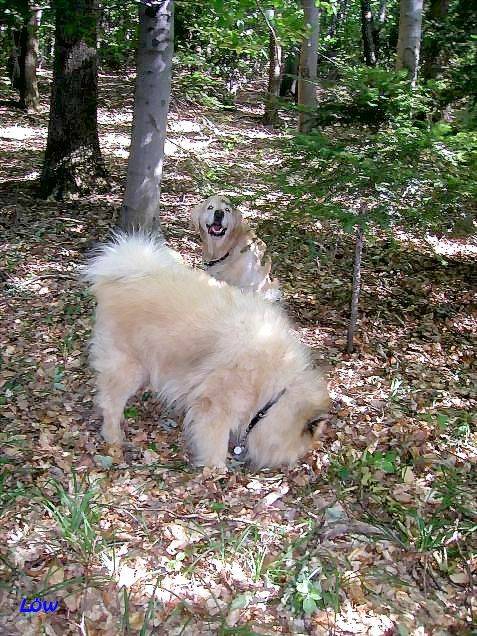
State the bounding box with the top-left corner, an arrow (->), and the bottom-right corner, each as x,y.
422,0 -> 477,102
204,0 -> 306,49
123,405 -> 139,419
174,52 -> 239,108
267,540 -> 343,616
283,563 -> 341,614
42,472 -> 105,561
98,5 -> 138,69
173,0 -> 306,107
329,449 -> 401,493
276,66 -> 477,233
314,66 -> 439,126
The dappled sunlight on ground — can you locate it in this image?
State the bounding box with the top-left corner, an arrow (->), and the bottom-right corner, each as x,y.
395,228 -> 477,259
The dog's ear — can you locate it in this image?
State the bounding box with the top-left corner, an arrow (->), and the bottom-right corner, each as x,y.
235,207 -> 243,225
190,202 -> 204,232
229,204 -> 242,228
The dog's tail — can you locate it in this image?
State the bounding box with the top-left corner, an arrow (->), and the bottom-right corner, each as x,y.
83,231 -> 183,285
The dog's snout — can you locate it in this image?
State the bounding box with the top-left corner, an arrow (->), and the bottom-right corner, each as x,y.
214,210 -> 224,223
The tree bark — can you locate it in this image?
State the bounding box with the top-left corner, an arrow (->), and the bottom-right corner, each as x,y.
279,52 -> 298,99
361,0 -> 378,66
346,226 -> 364,354
298,0 -> 320,133
120,0 -> 174,232
40,0 -> 107,199
21,4 -> 42,111
263,9 -> 283,126
8,28 -> 23,95
7,2 -> 41,111
396,0 -> 424,86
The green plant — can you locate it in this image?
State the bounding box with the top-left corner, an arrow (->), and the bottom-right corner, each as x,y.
276,108 -> 476,235
282,562 -> 341,615
42,472 -> 105,561
123,405 -> 139,419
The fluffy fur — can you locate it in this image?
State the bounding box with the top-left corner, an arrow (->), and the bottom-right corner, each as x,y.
191,195 -> 281,301
85,233 -> 329,469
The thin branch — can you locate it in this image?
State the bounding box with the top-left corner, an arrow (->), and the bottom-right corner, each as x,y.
346,225 -> 364,354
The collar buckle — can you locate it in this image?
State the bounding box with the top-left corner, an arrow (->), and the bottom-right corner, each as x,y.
204,251 -> 230,268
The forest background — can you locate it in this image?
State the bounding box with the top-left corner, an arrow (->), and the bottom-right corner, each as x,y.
0,0 -> 476,634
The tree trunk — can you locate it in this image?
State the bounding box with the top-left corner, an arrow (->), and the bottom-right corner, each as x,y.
298,0 -> 320,133
21,4 -> 42,111
7,28 -> 23,95
263,9 -> 283,126
346,226 -> 364,354
40,0 -> 106,199
396,0 -> 424,86
279,52 -> 298,99
7,2 -> 41,111
120,0 -> 174,232
361,0 -> 378,66
421,0 -> 449,79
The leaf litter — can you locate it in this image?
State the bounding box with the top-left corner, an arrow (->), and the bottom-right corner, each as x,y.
0,72 -> 476,635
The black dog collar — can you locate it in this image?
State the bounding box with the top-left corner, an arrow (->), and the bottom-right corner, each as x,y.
204,251 -> 230,268
233,388 -> 287,457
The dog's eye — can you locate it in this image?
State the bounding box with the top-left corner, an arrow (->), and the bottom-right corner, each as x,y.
306,419 -> 320,434
224,208 -> 230,212
207,205 -> 213,210
304,416 -> 326,436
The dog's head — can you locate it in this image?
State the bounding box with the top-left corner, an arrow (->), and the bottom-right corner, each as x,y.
190,195 -> 242,245
246,368 -> 330,469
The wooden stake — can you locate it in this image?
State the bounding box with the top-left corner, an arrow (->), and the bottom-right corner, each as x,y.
347,226 -> 365,353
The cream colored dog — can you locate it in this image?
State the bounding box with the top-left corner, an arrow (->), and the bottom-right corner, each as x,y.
191,195 -> 281,301
84,234 -> 329,469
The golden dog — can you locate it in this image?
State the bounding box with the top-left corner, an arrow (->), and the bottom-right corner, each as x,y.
85,234 -> 329,469
191,195 -> 281,301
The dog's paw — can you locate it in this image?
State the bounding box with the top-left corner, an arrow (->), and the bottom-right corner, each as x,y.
200,465 -> 229,480
104,443 -> 124,464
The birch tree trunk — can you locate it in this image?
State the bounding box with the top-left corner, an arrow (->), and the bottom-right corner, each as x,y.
263,9 -> 283,126
120,0 -> 174,232
396,0 -> 423,86
40,0 -> 107,198
346,226 -> 364,354
298,0 -> 320,133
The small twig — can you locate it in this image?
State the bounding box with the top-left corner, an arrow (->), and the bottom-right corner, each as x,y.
10,272 -> 79,285
346,225 -> 365,353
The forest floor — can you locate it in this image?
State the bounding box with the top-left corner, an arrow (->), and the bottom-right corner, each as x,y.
0,71 -> 476,636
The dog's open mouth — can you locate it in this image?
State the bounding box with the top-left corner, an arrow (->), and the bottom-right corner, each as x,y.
207,223 -> 227,237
